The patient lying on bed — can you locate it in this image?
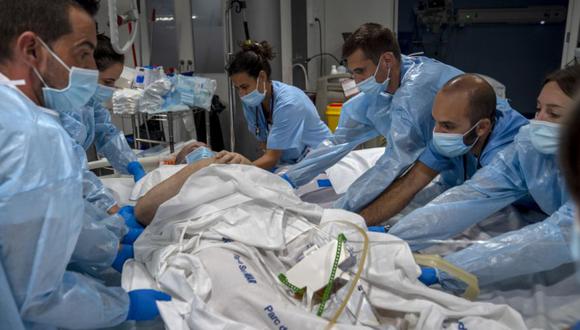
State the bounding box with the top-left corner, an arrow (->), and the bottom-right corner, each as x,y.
121,162 -> 528,329
134,150 -> 252,225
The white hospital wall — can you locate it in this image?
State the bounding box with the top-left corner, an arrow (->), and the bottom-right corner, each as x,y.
305,0 -> 396,89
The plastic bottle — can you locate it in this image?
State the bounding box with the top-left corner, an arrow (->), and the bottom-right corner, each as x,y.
330,65 -> 338,75
134,67 -> 146,89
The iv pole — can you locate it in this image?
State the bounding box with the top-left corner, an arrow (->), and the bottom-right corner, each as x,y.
223,0 -> 251,152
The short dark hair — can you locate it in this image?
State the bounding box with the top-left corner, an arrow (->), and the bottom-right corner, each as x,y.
74,0 -> 100,16
560,100 -> 580,203
544,64 -> 580,98
226,40 -> 275,79
342,23 -> 402,64
0,0 -> 81,62
442,74 -> 497,126
95,34 -> 125,71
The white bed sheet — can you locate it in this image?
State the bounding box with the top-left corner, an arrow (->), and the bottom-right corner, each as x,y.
121,164 -> 526,329
102,153 -> 580,330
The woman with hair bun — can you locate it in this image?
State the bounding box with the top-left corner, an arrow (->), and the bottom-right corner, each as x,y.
227,40 -> 332,171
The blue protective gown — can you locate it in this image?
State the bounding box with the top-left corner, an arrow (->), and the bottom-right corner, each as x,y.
59,96 -> 140,211
63,97 -> 138,173
390,125 -> 573,286
242,80 -> 332,165
91,98 -> 139,173
60,110 -> 128,274
0,83 -> 129,328
60,105 -> 119,211
283,56 -> 463,211
419,98 -> 529,187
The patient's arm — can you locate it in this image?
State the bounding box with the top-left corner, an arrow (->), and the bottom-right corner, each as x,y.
135,158 -> 216,225
359,161 -> 438,226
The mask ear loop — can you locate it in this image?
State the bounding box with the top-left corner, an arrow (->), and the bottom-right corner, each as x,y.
36,37 -> 71,72
31,67 -> 48,87
463,119 -> 483,146
376,56 -> 392,88
31,37 -> 71,90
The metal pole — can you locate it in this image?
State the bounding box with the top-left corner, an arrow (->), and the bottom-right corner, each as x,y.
224,1 -> 236,151
205,110 -> 211,148
132,113 -> 140,149
167,111 -> 175,153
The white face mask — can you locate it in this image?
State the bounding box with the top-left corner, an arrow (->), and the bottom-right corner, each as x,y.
529,119 -> 561,155
432,120 -> 482,158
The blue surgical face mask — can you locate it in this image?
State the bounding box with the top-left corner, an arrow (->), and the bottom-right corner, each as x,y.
94,84 -> 116,104
241,75 -> 266,107
432,120 -> 481,158
32,38 -> 99,113
185,146 -> 216,164
357,58 -> 391,96
529,119 -> 561,155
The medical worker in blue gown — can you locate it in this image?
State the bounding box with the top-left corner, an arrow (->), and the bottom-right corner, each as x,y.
65,33 -> 144,179
226,40 -> 332,171
282,23 -> 463,212
57,32 -> 144,226
559,91 -> 580,330
363,74 -> 528,226
63,34 -> 145,181
36,36 -> 142,246
390,65 -> 580,293
0,1 -> 169,327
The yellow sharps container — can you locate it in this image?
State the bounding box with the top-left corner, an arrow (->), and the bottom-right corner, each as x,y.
325,103 -> 342,132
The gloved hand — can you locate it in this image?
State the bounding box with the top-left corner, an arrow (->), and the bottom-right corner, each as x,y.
418,266 -> 438,286
280,173 -> 296,189
122,227 -> 144,245
127,289 -> 172,321
368,225 -> 389,233
118,205 -> 143,229
112,244 -> 134,272
418,266 -> 469,296
127,161 -> 146,182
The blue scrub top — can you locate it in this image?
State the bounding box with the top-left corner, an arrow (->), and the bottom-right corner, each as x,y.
418,98 -> 529,187
242,80 -> 332,164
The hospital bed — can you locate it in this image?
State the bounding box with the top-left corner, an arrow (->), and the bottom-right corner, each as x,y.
93,148 -> 580,329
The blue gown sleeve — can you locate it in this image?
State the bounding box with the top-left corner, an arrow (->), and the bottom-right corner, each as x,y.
23,271 -> 129,328
83,168 -> 118,211
333,109 -> 427,211
94,103 -> 137,174
389,142 -> 528,250
72,143 -> 118,212
0,261 -> 25,330
445,202 -> 575,286
69,200 -> 128,276
282,111 -> 380,187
